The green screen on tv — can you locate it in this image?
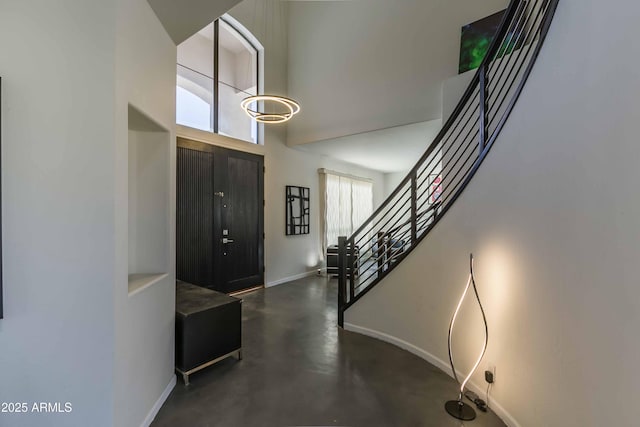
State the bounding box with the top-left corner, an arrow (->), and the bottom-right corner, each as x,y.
459,10 -> 505,74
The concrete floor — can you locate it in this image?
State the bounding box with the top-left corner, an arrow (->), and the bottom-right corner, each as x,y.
152,276 -> 506,427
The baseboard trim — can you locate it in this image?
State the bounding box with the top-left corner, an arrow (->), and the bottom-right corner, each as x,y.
343,322 -> 451,374
266,270 -> 317,288
140,375 -> 176,427
343,322 -> 520,427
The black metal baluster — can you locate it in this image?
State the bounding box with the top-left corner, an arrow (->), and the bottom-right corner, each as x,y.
335,0 -> 559,314
348,241 -> 355,301
479,64 -> 489,154
411,172 -> 418,245
338,236 -> 347,328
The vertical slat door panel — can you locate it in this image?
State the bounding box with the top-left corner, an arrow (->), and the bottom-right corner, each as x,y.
177,147 -> 215,288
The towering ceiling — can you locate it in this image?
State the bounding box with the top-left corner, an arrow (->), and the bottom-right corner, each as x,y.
297,120 -> 443,173
149,0 -> 510,172
286,0 -> 508,146
147,0 -> 243,44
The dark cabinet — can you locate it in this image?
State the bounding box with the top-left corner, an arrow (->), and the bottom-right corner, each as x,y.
175,281 -> 242,385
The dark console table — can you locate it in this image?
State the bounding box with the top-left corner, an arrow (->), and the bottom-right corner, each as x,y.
175,281 -> 242,385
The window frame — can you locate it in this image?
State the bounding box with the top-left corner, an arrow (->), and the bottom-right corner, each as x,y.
177,14 -> 264,145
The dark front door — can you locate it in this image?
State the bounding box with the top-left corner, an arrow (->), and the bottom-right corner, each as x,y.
213,148 -> 264,293
177,139 -> 264,293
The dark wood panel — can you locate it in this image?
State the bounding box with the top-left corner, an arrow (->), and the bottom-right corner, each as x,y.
177,137 -> 264,294
178,138 -> 217,153
176,147 -> 215,288
225,155 -> 261,291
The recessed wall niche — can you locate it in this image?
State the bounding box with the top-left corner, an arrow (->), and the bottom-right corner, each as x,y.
128,105 -> 170,295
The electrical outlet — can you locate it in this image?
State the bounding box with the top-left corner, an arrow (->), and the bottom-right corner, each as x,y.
485,365 -> 496,383
485,370 -> 494,383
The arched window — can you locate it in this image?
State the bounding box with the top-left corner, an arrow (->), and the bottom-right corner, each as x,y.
177,16 -> 263,144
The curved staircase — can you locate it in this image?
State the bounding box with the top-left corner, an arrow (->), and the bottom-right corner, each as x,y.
337,0 -> 559,326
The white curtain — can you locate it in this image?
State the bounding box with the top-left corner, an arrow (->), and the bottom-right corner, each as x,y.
351,178 -> 373,233
321,171 -> 373,252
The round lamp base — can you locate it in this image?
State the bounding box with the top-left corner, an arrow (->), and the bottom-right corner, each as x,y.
445,400 -> 476,421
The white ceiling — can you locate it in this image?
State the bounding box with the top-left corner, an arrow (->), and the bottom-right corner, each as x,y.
286,0 -> 508,146
147,0 -> 243,44
295,119 -> 443,174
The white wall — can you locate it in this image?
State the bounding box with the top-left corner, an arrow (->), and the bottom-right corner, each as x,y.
0,1 -> 116,426
384,172 -> 406,198
128,125 -> 170,277
263,139 -> 385,284
346,1 -> 640,426
0,2 -> 175,426
114,1 -> 177,427
442,70 -> 474,123
286,0 -> 508,146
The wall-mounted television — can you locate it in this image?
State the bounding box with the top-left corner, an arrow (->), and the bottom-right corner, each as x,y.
459,10 -> 506,74
459,3 -> 528,74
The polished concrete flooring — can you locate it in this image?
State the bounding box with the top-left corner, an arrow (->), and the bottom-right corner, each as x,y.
152,276 -> 506,427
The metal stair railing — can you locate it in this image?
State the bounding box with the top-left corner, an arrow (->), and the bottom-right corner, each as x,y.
337,0 -> 559,327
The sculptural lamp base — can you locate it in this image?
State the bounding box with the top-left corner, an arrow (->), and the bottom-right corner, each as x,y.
445,399 -> 476,421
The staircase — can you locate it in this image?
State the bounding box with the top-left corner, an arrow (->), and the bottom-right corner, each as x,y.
337,0 -> 559,326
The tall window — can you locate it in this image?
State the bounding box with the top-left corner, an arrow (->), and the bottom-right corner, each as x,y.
321,170 -> 374,250
177,17 -> 262,144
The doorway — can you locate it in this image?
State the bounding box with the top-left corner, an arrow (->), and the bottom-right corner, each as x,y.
177,138 -> 264,293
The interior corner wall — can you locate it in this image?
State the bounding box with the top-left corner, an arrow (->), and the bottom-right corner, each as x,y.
442,70 -> 474,123
262,143 -> 385,285
114,1 -> 177,426
345,1 -> 640,426
0,1 -> 117,426
383,172 -> 408,198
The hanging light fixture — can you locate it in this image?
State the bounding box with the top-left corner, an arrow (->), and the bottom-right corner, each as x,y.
241,95 -> 300,123
445,253 -> 489,421
240,0 -> 301,124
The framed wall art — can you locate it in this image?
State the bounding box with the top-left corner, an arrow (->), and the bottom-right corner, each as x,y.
286,185 -> 310,236
429,174 -> 443,204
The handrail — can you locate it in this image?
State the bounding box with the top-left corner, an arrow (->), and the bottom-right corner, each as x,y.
348,1 -> 518,242
337,0 -> 559,326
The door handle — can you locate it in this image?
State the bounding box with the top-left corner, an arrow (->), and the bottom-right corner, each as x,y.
222,238 -> 234,244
